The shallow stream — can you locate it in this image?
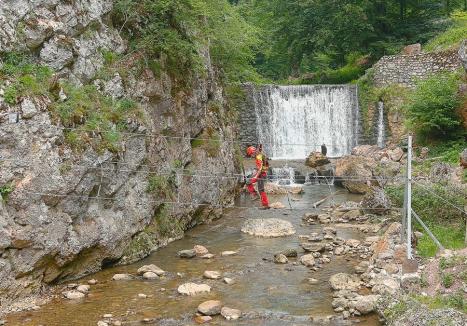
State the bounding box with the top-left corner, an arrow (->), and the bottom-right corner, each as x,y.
7,186 -> 380,326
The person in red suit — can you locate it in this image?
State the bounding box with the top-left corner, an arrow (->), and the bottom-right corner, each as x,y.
246,145 -> 270,209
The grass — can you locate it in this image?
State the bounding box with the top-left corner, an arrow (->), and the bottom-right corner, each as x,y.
147,175 -> 175,199
441,272 -> 455,288
414,292 -> 467,313
0,183 -> 14,200
425,11 -> 467,52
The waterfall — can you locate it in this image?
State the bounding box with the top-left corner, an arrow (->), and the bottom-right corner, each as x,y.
376,101 -> 385,148
250,85 -> 360,159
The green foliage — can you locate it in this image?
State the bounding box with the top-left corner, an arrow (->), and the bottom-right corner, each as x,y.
406,71 -> 464,142
147,175 -> 175,199
384,183 -> 466,257
426,140 -> 467,164
0,183 -> 14,200
414,291 -> 467,313
384,301 -> 408,322
154,205 -> 183,237
441,272 -> 455,288
113,0 -> 259,84
425,11 -> 467,52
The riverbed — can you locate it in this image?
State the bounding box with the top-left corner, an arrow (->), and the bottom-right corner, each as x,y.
7,185 -> 380,326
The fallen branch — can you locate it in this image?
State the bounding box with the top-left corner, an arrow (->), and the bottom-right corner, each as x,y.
313,191 -> 339,208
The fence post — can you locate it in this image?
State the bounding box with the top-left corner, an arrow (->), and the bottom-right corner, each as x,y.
406,134 -> 413,259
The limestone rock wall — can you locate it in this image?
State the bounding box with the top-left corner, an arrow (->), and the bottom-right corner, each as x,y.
372,49 -> 462,88
0,0 -> 238,315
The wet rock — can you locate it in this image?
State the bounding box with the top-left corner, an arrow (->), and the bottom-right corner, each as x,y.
138,293 -> 147,299
308,278 -> 319,284
306,152 -> 330,168
301,243 -> 325,253
274,254 -> 288,264
323,233 -> 335,240
194,315 -> 212,324
76,284 -> 90,293
143,272 -> 159,280
352,295 -> 380,314
194,245 -> 209,256
178,249 -> 197,258
309,232 -> 324,242
345,239 -> 361,248
178,283 -> 211,296
88,279 -> 98,285
323,227 -> 337,235
342,210 -> 361,221
361,187 -> 391,215
112,274 -> 133,281
198,300 -> 222,316
97,321 -> 108,326
387,147 -> 404,162
201,253 -> 215,259
203,271 -> 222,280
221,307 -> 241,320
278,248 -> 298,257
64,290 -> 85,300
300,254 -> 316,267
318,214 -> 331,224
334,247 -> 345,256
241,218 -> 296,237
103,314 -> 113,318
329,273 -> 361,291
355,261 -> 369,274
221,251 -> 237,256
270,202 -> 286,209
137,264 -> 165,276
223,277 -> 235,285
302,212 -> 318,223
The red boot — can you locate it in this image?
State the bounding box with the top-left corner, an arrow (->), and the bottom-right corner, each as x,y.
259,192 -> 270,209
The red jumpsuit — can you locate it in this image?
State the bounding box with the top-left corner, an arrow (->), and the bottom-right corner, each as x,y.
247,153 -> 269,207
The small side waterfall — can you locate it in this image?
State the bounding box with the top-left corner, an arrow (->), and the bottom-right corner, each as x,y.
376,101 -> 386,148
249,85 -> 360,159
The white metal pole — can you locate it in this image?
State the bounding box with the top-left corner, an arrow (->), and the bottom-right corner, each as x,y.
407,135 -> 413,259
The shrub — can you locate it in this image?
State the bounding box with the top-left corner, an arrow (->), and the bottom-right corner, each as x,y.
0,183 -> 14,200
441,272 -> 455,288
406,71 -> 464,142
147,175 -> 175,199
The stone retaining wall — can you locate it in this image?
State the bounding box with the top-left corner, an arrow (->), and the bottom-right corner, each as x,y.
372,49 -> 462,87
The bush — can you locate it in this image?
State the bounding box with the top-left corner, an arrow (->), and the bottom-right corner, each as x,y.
0,183 -> 14,200
147,175 -> 175,199
441,272 -> 455,288
406,71 -> 464,142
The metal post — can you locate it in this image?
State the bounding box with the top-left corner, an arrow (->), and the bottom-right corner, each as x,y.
406,135 -> 413,259
401,179 -> 408,243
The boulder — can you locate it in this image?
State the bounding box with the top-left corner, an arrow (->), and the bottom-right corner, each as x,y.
194,316 -> 212,324
112,274 -> 133,281
178,249 -> 197,258
273,254 -> 288,264
305,152 -> 330,168
387,147 -> 404,162
301,243 -> 325,253
194,245 -> 209,256
355,261 -> 369,274
142,272 -> 159,280
352,295 -> 380,314
76,284 -> 90,293
371,276 -> 400,295
299,254 -> 316,267
177,283 -> 211,296
20,98 -> 38,119
241,218 -> 295,237
335,156 -> 377,194
345,239 -> 361,248
198,300 -> 222,316
277,248 -> 298,257
361,187 -> 391,215
264,183 -> 304,195
64,290 -> 85,300
223,277 -> 235,285
203,271 -> 221,280
137,264 -> 165,276
329,273 -> 361,291
221,307 -> 241,320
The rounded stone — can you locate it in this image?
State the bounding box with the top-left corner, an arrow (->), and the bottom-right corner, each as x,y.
178,283 -> 211,296
143,272 -> 159,280
203,271 -> 221,279
197,300 -> 222,316
221,307 -> 241,320
241,218 -> 296,237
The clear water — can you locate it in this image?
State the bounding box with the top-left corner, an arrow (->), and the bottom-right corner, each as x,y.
7,187 -> 380,326
251,85 -> 360,159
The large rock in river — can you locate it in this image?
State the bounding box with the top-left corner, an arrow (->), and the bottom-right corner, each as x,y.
361,187 -> 391,215
335,155 -> 377,194
241,218 -> 296,237
305,152 -> 330,168
329,273 -> 361,291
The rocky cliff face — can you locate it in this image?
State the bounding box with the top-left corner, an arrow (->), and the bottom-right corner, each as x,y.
0,0 -> 238,315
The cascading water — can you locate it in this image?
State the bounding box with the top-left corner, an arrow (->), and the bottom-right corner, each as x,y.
376,101 -> 385,148
251,85 -> 360,159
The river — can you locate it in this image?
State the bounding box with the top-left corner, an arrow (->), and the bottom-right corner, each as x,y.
7,185 -> 380,326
